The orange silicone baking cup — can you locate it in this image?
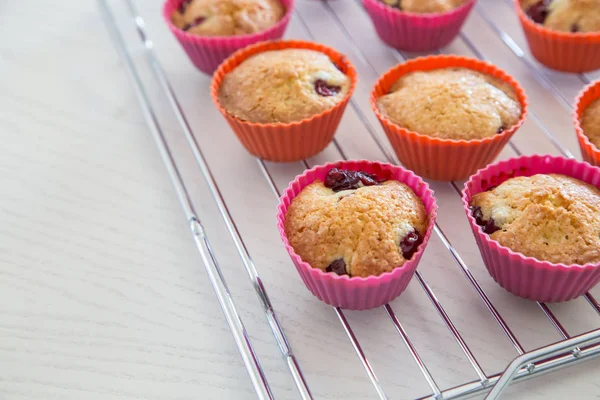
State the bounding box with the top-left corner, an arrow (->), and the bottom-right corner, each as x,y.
574,79 -> 600,166
370,55 -> 528,181
514,0 -> 600,73
211,40 -> 358,162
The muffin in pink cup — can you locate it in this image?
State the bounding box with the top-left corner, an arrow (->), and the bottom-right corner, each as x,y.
362,0 -> 476,52
462,155 -> 600,303
163,0 -> 294,75
276,160 -> 437,310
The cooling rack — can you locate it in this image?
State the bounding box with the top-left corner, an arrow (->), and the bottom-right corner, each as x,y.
98,0 -> 600,398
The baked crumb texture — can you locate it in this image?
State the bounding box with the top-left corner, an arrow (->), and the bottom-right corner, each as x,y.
582,97 -> 600,149
522,0 -> 600,33
471,173 -> 600,265
284,179 -> 428,278
376,67 -> 522,140
218,49 -> 351,123
379,0 -> 467,13
171,0 -> 284,36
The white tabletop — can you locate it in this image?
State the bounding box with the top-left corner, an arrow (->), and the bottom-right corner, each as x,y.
1,0 -> 600,399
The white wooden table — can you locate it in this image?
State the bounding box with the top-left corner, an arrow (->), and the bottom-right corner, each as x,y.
1,0 -> 599,399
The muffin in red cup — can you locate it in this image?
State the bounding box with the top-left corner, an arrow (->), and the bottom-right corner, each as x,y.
362,0 -> 476,52
276,160 -> 437,310
463,155 -> 600,302
574,79 -> 600,166
163,0 -> 294,74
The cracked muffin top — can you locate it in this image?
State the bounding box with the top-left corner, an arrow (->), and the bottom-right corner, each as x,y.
581,97 -> 600,149
376,67 -> 522,140
470,173 -> 600,265
171,0 -> 284,36
284,168 -> 428,278
379,0 -> 467,13
522,0 -> 600,33
218,49 -> 351,123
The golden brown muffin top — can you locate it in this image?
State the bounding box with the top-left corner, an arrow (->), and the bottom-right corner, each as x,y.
470,174 -> 600,265
285,169 -> 428,278
379,0 -> 467,13
522,0 -> 600,33
171,0 -> 284,36
582,97 -> 600,149
376,67 -> 522,140
218,49 -> 351,124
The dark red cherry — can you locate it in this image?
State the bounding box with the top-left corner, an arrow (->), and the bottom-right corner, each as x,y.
315,79 -> 341,97
400,230 -> 423,260
326,259 -> 348,275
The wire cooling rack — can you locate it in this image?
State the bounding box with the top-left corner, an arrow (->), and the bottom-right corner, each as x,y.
98,0 -> 600,398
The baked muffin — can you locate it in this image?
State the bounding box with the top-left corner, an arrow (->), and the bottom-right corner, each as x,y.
376,68 -> 522,140
581,98 -> 600,149
171,0 -> 284,36
522,0 -> 600,33
470,173 -> 600,265
218,49 -> 351,124
284,168 -> 428,278
379,0 -> 467,13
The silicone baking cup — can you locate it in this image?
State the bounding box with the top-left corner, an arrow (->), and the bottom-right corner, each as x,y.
462,155 -> 600,303
574,80 -> 600,166
370,55 -> 528,181
515,0 -> 600,73
163,0 -> 294,75
362,0 -> 475,52
276,160 -> 438,310
211,40 -> 357,162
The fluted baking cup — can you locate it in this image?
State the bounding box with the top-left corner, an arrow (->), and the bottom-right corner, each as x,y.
462,155 -> 600,302
515,0 -> 600,73
163,0 -> 294,75
370,55 -> 528,181
211,40 -> 357,162
276,160 -> 437,309
574,80 -> 600,166
362,0 -> 475,52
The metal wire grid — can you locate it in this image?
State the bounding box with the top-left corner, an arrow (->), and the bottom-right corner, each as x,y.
98,0 -> 600,398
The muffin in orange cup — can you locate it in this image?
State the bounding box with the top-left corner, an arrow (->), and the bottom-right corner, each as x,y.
574,79 -> 600,166
370,55 -> 528,181
515,0 -> 600,73
211,40 -> 357,162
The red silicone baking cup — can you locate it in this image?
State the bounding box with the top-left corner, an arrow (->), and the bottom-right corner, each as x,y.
370,55 -> 528,181
211,40 -> 357,162
163,0 -> 294,75
462,155 -> 600,302
574,80 -> 600,166
276,160 -> 438,310
362,0 -> 475,52
515,0 -> 600,73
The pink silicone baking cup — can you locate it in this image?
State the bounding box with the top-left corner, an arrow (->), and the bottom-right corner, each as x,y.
163,0 -> 294,75
462,155 -> 600,303
362,0 -> 475,52
574,80 -> 600,167
277,160 -> 438,310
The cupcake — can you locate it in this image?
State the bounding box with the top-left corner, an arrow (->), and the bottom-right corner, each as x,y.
515,0 -> 600,72
163,0 -> 293,74
371,56 -> 528,181
463,155 -> 600,302
277,160 -> 437,309
211,40 -> 357,162
575,79 -> 600,166
362,0 -> 475,52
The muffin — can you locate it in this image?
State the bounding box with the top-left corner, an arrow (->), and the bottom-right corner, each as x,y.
171,0 -> 285,36
581,98 -> 600,149
469,173 -> 600,265
376,67 -> 522,140
522,0 -> 600,33
218,49 -> 351,124
380,0 -> 467,13
284,168 -> 428,278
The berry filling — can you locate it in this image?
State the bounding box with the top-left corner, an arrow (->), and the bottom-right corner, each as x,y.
470,206 -> 500,234
324,168 -> 379,192
400,230 -> 423,260
315,79 -> 341,97
525,0 -> 551,24
178,0 -> 192,14
497,126 -> 506,134
326,259 -> 348,275
183,16 -> 206,31
570,23 -> 580,33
